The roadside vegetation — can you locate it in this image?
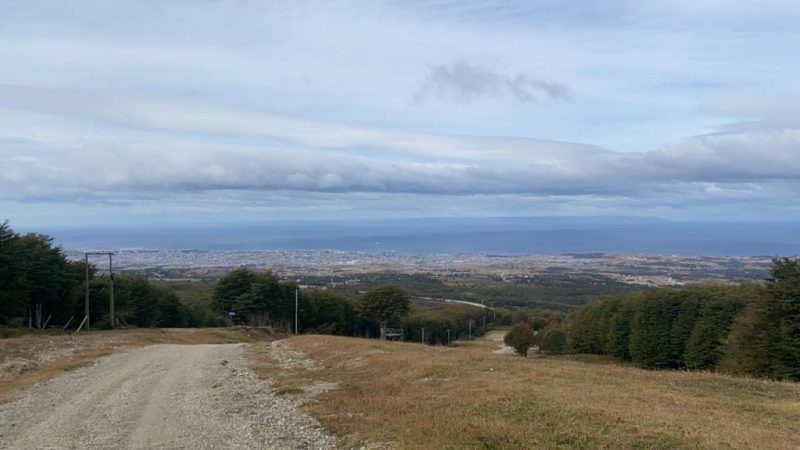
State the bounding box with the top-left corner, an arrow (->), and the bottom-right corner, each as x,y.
0,221 -> 227,333
537,258 -> 800,381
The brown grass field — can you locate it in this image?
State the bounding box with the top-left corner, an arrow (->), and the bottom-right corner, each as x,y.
252,334 -> 800,449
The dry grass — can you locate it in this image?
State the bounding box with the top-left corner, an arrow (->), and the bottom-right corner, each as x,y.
0,347 -> 116,398
0,327 -> 278,401
252,334 -> 800,449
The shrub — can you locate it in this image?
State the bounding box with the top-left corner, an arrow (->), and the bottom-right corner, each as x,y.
504,322 -> 536,357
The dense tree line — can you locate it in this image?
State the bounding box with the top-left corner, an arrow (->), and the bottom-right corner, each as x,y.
1,222 -> 86,326
0,222 -> 225,329
212,269 -> 494,342
539,258 -> 800,381
721,258 -> 800,380
211,268 -> 358,334
401,303 -> 491,344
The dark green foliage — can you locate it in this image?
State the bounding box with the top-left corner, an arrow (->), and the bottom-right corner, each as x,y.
302,290 -> 357,336
494,308 -> 564,329
606,300 -> 635,360
684,286 -> 751,370
212,268 -> 357,334
212,268 -> 258,315
504,322 -> 536,356
356,284 -> 411,339
718,290 -> 779,377
402,304 -> 489,344
213,268 -> 292,329
0,222 -> 226,330
567,298 -> 619,355
770,258 -> 800,380
720,258 -> 800,380
89,274 -> 225,328
628,298 -> 666,367
0,222 -> 85,326
537,325 -> 567,355
556,279 -> 792,377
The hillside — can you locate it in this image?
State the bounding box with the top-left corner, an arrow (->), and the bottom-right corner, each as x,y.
252,334 -> 800,449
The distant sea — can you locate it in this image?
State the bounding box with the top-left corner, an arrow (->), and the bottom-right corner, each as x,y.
32,217 -> 800,256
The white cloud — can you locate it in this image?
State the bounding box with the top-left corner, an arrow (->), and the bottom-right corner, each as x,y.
1,1 -> 799,223
0,85 -> 798,206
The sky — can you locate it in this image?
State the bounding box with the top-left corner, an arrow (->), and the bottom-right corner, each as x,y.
1,0 -> 800,226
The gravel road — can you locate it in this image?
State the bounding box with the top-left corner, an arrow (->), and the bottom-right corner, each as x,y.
0,344 -> 335,449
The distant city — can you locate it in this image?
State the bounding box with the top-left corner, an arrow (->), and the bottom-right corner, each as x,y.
39,217 -> 800,257
68,248 -> 772,288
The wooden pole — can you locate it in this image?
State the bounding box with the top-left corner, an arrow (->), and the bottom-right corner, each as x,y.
84,252 -> 90,331
109,253 -> 115,329
75,315 -> 89,333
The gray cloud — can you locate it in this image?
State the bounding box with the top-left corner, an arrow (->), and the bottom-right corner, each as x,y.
1,86 -> 799,203
414,61 -> 571,104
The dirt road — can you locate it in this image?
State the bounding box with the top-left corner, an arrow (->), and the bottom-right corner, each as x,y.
484,330 -> 515,355
0,344 -> 334,449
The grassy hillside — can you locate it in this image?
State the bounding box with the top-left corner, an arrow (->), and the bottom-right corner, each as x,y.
253,334 -> 800,449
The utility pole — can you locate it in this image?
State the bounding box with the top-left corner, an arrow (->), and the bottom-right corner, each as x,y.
84,253 -> 90,331
469,320 -> 472,340
84,251 -> 116,331
447,329 -> 451,345
109,253 -> 115,329
421,327 -> 425,344
294,288 -> 299,334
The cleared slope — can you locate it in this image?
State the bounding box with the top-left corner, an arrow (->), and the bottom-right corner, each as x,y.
252,335 -> 800,449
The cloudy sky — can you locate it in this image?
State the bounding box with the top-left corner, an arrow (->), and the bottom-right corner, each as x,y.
2,0 -> 800,226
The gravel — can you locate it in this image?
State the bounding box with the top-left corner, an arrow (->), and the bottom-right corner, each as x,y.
0,344 -> 336,449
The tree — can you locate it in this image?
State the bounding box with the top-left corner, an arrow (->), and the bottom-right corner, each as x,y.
303,290 -> 357,335
212,268 -> 257,316
0,222 -> 84,326
356,284 -> 410,339
684,286 -> 750,370
629,290 -> 698,369
769,258 -> 800,380
537,324 -> 567,355
606,299 -> 635,360
504,322 -> 536,356
719,288 -> 780,377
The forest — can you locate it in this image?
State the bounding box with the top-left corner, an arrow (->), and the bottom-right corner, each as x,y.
0,222 -> 225,332
536,258 -> 800,381
0,222 -> 498,341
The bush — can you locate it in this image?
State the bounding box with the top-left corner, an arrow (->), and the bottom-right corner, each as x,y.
538,326 -> 567,355
504,322 -> 536,357
0,325 -> 24,339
